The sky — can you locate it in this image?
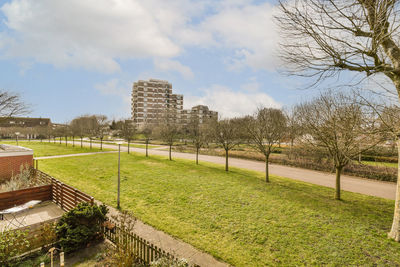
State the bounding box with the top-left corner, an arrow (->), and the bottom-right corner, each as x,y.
0,0 -> 378,123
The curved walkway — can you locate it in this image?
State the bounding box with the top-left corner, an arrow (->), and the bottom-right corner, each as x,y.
35,151 -> 117,160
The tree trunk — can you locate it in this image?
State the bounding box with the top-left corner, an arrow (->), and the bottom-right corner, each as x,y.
289,139 -> 294,160
388,138 -> 400,241
196,147 -> 199,165
146,140 -> 148,157
90,139 -> 92,149
100,138 -> 103,150
65,136 -> 67,146
265,154 -> 270,183
72,136 -> 75,147
335,166 -> 343,200
169,144 -> 172,160
128,140 -> 130,154
80,137 -> 83,148
225,149 -> 229,171
59,137 -> 61,144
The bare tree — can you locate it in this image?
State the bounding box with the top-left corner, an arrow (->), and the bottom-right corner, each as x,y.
295,91 -> 382,200
154,111 -> 180,161
285,108 -> 301,159
212,118 -> 242,171
95,115 -> 109,150
70,115 -> 91,148
245,108 -> 287,182
0,90 -> 28,118
277,0 -> 400,241
140,121 -> 153,157
86,115 -> 99,149
119,120 -> 136,154
187,117 -> 210,165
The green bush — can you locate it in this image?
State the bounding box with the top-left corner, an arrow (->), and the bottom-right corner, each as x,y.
56,202 -> 108,253
0,228 -> 30,266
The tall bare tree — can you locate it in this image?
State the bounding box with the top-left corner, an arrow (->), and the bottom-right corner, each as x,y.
212,118 -> 242,171
285,108 -> 301,159
119,120 -> 136,154
245,108 -> 287,182
187,117 -> 210,165
95,115 -> 109,150
277,0 -> 400,241
140,121 -> 153,157
0,90 -> 28,118
295,92 -> 381,200
70,115 -> 91,148
154,110 -> 180,161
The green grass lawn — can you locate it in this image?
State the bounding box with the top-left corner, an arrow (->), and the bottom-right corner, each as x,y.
39,153 -> 400,266
0,141 -> 114,157
361,160 -> 398,168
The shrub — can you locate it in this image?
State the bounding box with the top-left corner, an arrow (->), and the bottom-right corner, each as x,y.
0,228 -> 30,266
0,164 -> 47,193
56,202 -> 108,253
29,222 -> 57,250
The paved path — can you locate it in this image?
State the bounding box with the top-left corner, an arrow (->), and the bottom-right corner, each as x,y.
35,151 -> 117,160
55,141 -> 396,200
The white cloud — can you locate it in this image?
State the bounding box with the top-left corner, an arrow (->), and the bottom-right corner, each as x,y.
154,58 -> 194,79
201,2 -> 280,71
0,0 -> 281,73
0,0 -> 185,72
184,84 -> 281,118
94,79 -> 132,114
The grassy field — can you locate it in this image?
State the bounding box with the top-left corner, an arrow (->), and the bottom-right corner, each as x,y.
38,152 -> 400,266
361,160 -> 398,168
0,141 -> 114,157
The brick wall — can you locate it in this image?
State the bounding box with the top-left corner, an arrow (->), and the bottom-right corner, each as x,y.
0,154 -> 33,182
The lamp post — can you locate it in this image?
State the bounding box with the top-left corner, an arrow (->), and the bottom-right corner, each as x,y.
116,141 -> 123,209
15,132 -> 20,146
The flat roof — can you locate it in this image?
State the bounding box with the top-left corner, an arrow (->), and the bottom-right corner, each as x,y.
0,144 -> 33,156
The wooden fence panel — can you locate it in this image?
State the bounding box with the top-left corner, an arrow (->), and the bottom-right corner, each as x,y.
32,169 -> 94,211
0,185 -> 52,210
101,223 -> 190,267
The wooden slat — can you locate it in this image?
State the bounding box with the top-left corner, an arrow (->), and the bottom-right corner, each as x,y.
0,185 -> 52,210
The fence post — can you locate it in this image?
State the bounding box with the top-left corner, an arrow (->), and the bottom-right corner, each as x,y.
61,183 -> 64,210
147,241 -> 150,264
74,189 -> 77,206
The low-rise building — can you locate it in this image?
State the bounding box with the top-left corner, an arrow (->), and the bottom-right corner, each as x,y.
0,144 -> 33,182
0,117 -> 51,128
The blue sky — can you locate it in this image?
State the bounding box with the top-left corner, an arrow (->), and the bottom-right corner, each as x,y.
0,0 -> 333,123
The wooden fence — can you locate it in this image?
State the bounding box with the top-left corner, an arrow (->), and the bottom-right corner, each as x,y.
103,223 -> 194,266
32,169 -> 94,211
0,185 -> 52,210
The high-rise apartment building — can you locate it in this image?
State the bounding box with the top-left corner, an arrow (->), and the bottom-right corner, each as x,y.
131,79 -> 183,126
131,79 -> 217,127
